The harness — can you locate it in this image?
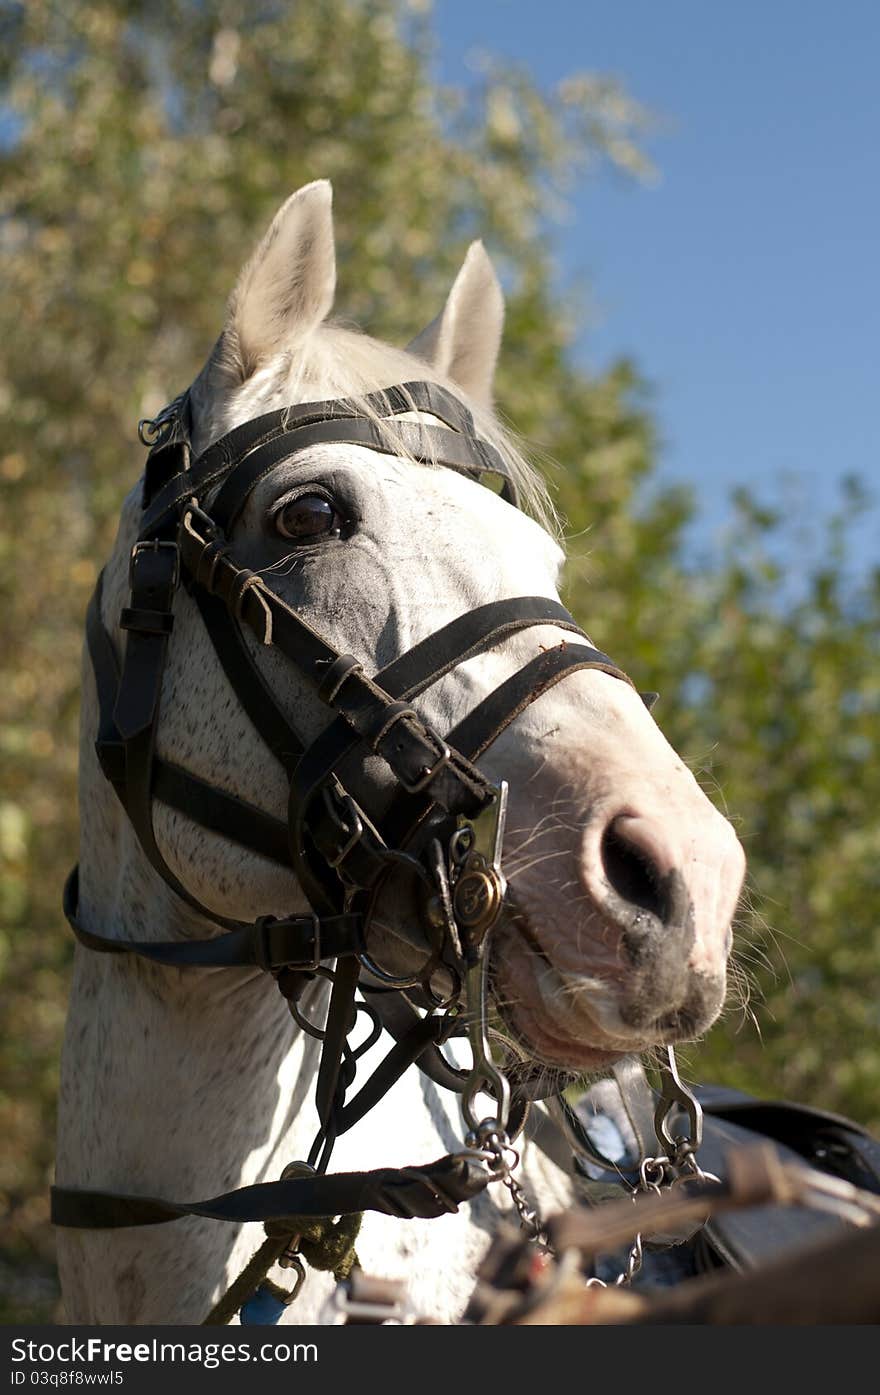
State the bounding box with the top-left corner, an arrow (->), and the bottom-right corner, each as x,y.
54,379 -> 665,1320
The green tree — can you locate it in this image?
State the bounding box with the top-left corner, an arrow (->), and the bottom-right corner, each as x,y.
1,0 -> 876,1323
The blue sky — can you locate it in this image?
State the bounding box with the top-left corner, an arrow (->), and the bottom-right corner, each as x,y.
432,2 -> 878,574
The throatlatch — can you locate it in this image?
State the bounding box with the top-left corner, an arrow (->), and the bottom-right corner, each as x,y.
54,381 -> 684,1324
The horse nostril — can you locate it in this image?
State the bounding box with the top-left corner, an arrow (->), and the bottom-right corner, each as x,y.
600,825 -> 667,922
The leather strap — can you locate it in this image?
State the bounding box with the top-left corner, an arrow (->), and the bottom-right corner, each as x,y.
380,642 -> 635,853
109,539 -> 249,929
334,1011 -> 462,1135
208,417 -> 514,535
152,762 -> 291,868
314,956 -> 362,1135
63,867 -> 362,972
192,588 -> 304,772
284,597 -> 603,913
141,381 -> 512,537
50,1152 -> 491,1230
286,595 -> 591,820
359,986 -> 470,1096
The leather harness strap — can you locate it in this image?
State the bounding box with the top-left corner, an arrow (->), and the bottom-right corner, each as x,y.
63,867 -> 362,972
51,1153 -> 491,1230
141,380 -> 516,536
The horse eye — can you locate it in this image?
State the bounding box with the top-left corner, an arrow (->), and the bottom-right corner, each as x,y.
275,493 -> 342,542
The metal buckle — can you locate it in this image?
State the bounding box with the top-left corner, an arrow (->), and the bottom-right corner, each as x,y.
128,538 -> 180,590
399,731 -> 452,794
327,1275 -> 413,1325
324,790 -> 365,869
254,914 -> 322,973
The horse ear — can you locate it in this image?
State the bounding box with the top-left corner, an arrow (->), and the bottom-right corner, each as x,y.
227,180 -> 336,377
406,241 -> 504,406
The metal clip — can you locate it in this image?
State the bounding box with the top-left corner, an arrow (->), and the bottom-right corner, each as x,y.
138,392 -> 188,447
455,784 -> 512,1136
653,1044 -> 704,1158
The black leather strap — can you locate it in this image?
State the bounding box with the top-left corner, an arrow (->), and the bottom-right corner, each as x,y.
112,542 -> 178,744
284,599 -> 615,841
192,588 -> 304,772
141,381 -> 507,537
356,987 -> 470,1097
87,571 -> 128,796
208,417 -> 514,534
380,642 -> 634,852
445,641 -> 632,759
51,1152 -> 491,1229
314,956 -> 362,1131
108,539 -> 249,930
153,761 -> 291,868
334,1012 -> 460,1135
372,596 -> 589,701
63,867 -> 362,971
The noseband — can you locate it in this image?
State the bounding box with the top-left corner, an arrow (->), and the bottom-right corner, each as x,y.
54,380 -> 659,1314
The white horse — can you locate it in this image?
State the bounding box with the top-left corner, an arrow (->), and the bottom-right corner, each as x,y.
55,180 -> 745,1325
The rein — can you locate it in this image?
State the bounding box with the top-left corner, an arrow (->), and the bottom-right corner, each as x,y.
54,379 -> 665,1322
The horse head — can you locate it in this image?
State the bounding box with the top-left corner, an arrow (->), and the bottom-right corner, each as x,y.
94,178 -> 745,1084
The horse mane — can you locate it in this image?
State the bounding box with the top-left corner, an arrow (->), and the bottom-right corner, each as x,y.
205,320 -> 558,535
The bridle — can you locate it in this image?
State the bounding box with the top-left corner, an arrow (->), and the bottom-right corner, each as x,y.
53,378 -> 670,1320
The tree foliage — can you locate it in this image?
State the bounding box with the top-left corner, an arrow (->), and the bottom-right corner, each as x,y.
1,0 -> 877,1322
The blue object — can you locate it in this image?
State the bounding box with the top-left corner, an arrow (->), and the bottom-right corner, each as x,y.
240,1284 -> 287,1325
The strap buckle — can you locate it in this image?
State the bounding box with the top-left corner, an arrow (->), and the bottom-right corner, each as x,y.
254,914 -> 322,973
399,729 -> 452,794
327,1273 -> 413,1325
323,788 -> 365,869
128,538 -> 180,590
